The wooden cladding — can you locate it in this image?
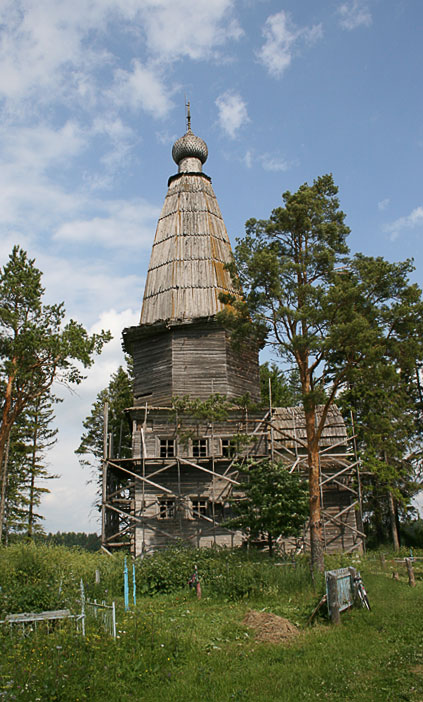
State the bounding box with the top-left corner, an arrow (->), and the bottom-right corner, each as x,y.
126,319 -> 260,405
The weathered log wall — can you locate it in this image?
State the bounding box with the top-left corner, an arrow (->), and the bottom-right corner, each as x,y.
124,321 -> 261,405
116,407 -> 362,555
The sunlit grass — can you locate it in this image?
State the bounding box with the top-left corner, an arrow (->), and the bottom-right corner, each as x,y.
1,545 -> 423,700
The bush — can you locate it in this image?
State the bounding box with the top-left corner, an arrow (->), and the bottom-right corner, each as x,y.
0,543 -> 318,615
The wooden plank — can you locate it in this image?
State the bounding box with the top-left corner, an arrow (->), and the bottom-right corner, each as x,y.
5,609 -> 71,623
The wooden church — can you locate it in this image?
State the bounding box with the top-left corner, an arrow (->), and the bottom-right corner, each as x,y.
101,114 -> 364,556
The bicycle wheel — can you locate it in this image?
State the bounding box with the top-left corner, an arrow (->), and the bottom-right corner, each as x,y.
358,584 -> 370,610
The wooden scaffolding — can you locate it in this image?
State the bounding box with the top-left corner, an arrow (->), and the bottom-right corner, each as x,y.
101,403 -> 365,556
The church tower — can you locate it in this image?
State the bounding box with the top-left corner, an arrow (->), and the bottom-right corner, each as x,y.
123,114 -> 260,405
102,114 -> 363,556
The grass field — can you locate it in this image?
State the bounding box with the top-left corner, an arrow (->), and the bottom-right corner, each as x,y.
0,545 -> 422,701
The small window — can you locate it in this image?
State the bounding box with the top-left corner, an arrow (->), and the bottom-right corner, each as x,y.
159,499 -> 175,519
160,439 -> 175,458
192,499 -> 208,517
192,438 -> 207,458
221,438 -> 236,458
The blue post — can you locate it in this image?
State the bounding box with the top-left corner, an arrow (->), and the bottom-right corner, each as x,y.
80,579 -> 86,636
132,564 -> 136,607
124,557 -> 129,611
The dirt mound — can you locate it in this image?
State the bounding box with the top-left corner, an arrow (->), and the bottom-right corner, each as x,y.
242,610 -> 300,643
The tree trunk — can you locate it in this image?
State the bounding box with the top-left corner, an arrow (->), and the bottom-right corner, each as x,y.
383,450 -> 400,552
267,531 -> 273,557
0,365 -> 18,540
0,435 -> 11,542
27,411 -> 39,539
305,407 -> 324,572
387,489 -> 400,552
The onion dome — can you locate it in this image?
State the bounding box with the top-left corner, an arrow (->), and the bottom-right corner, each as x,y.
172,128 -> 208,166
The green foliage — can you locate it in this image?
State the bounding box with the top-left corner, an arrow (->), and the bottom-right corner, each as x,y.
1,546 -> 423,701
134,545 -> 313,600
170,394 -> 262,451
0,246 -> 111,403
219,175 -> 423,431
76,363 -> 133,494
226,460 -> 309,556
39,531 -> 101,551
340,359 -> 422,546
399,518 -> 423,548
259,362 -> 302,407
0,246 -> 111,539
171,394 -> 232,422
218,175 -> 423,569
5,391 -> 60,537
0,542 -> 315,617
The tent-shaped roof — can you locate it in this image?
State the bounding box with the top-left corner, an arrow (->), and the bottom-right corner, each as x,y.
140,125 -> 238,325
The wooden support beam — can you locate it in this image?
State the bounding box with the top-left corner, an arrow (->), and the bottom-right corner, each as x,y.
107,459 -> 174,494
106,502 -> 181,542
179,457 -> 241,486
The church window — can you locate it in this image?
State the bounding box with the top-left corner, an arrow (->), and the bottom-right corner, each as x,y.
160,438 -> 175,458
221,438 -> 236,458
192,499 -> 208,517
192,438 -> 207,457
159,499 -> 175,519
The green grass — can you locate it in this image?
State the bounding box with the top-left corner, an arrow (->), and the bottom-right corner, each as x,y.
1,546 -> 423,700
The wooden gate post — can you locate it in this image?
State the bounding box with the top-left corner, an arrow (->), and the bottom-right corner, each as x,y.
405,558 -> 416,587
327,573 -> 340,625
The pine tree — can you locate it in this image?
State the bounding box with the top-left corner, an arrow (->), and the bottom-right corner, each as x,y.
219,175 -> 423,570
342,361 -> 422,549
0,246 -> 111,539
76,364 -> 133,500
259,362 -> 302,408
4,392 -> 59,538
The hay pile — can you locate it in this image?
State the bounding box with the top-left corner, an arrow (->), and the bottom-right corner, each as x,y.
242,610 -> 300,643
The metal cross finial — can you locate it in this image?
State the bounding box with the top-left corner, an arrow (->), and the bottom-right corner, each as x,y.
186,100 -> 191,131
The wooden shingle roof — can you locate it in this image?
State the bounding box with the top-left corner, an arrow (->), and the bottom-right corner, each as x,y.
140,129 -> 238,325
272,405 -> 348,448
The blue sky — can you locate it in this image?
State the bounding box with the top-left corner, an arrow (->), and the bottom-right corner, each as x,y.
1,0 -> 422,533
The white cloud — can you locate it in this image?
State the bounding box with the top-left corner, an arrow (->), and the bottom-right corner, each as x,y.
216,91 -> 250,138
109,60 -> 173,118
242,149 -> 292,172
42,306 -> 140,533
0,117 -> 159,257
338,1 -> 372,31
384,206 -> 423,241
378,198 -> 390,211
0,121 -> 91,234
0,0 -> 113,112
1,121 -> 86,174
53,199 -> 160,249
0,0 -> 242,117
244,150 -> 253,169
257,10 -> 323,78
260,154 -> 290,172
92,116 -> 136,169
139,0 -> 243,61
0,242 -> 146,331
32,252 -> 146,328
